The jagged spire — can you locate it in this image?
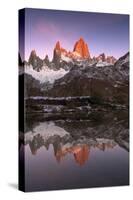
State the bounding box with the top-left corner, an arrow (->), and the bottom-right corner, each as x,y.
73,37 -> 91,59
55,41 -> 61,50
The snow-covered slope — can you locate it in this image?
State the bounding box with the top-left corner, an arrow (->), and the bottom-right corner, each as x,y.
96,61 -> 112,67
25,65 -> 69,84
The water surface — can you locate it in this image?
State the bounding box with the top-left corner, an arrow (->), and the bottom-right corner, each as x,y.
20,110 -> 129,191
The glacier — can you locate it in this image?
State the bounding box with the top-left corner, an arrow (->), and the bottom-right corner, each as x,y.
25,65 -> 69,84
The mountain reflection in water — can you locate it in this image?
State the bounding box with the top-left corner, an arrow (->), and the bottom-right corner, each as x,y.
20,109 -> 129,191
26,130 -> 118,166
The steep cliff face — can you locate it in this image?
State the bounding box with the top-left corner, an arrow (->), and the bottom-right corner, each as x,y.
52,41 -> 61,66
52,38 -> 91,66
73,37 -> 91,59
28,50 -> 43,70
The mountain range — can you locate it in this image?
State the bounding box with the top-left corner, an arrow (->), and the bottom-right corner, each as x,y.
27,37 -> 117,71
19,37 -> 129,107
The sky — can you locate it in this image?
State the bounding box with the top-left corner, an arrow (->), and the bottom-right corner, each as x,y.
19,8 -> 129,61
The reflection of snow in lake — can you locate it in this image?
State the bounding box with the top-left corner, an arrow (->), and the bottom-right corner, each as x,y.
25,121 -> 69,143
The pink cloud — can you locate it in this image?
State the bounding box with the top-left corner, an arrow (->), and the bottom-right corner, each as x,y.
35,20 -> 58,36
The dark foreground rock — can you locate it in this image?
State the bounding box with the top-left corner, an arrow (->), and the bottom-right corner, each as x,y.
47,52 -> 129,105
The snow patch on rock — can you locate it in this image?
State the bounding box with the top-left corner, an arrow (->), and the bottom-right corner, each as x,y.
61,54 -> 72,63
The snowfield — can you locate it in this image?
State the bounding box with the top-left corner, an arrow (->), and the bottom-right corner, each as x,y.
25,65 -> 69,84
61,54 -> 72,62
96,61 -> 112,67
